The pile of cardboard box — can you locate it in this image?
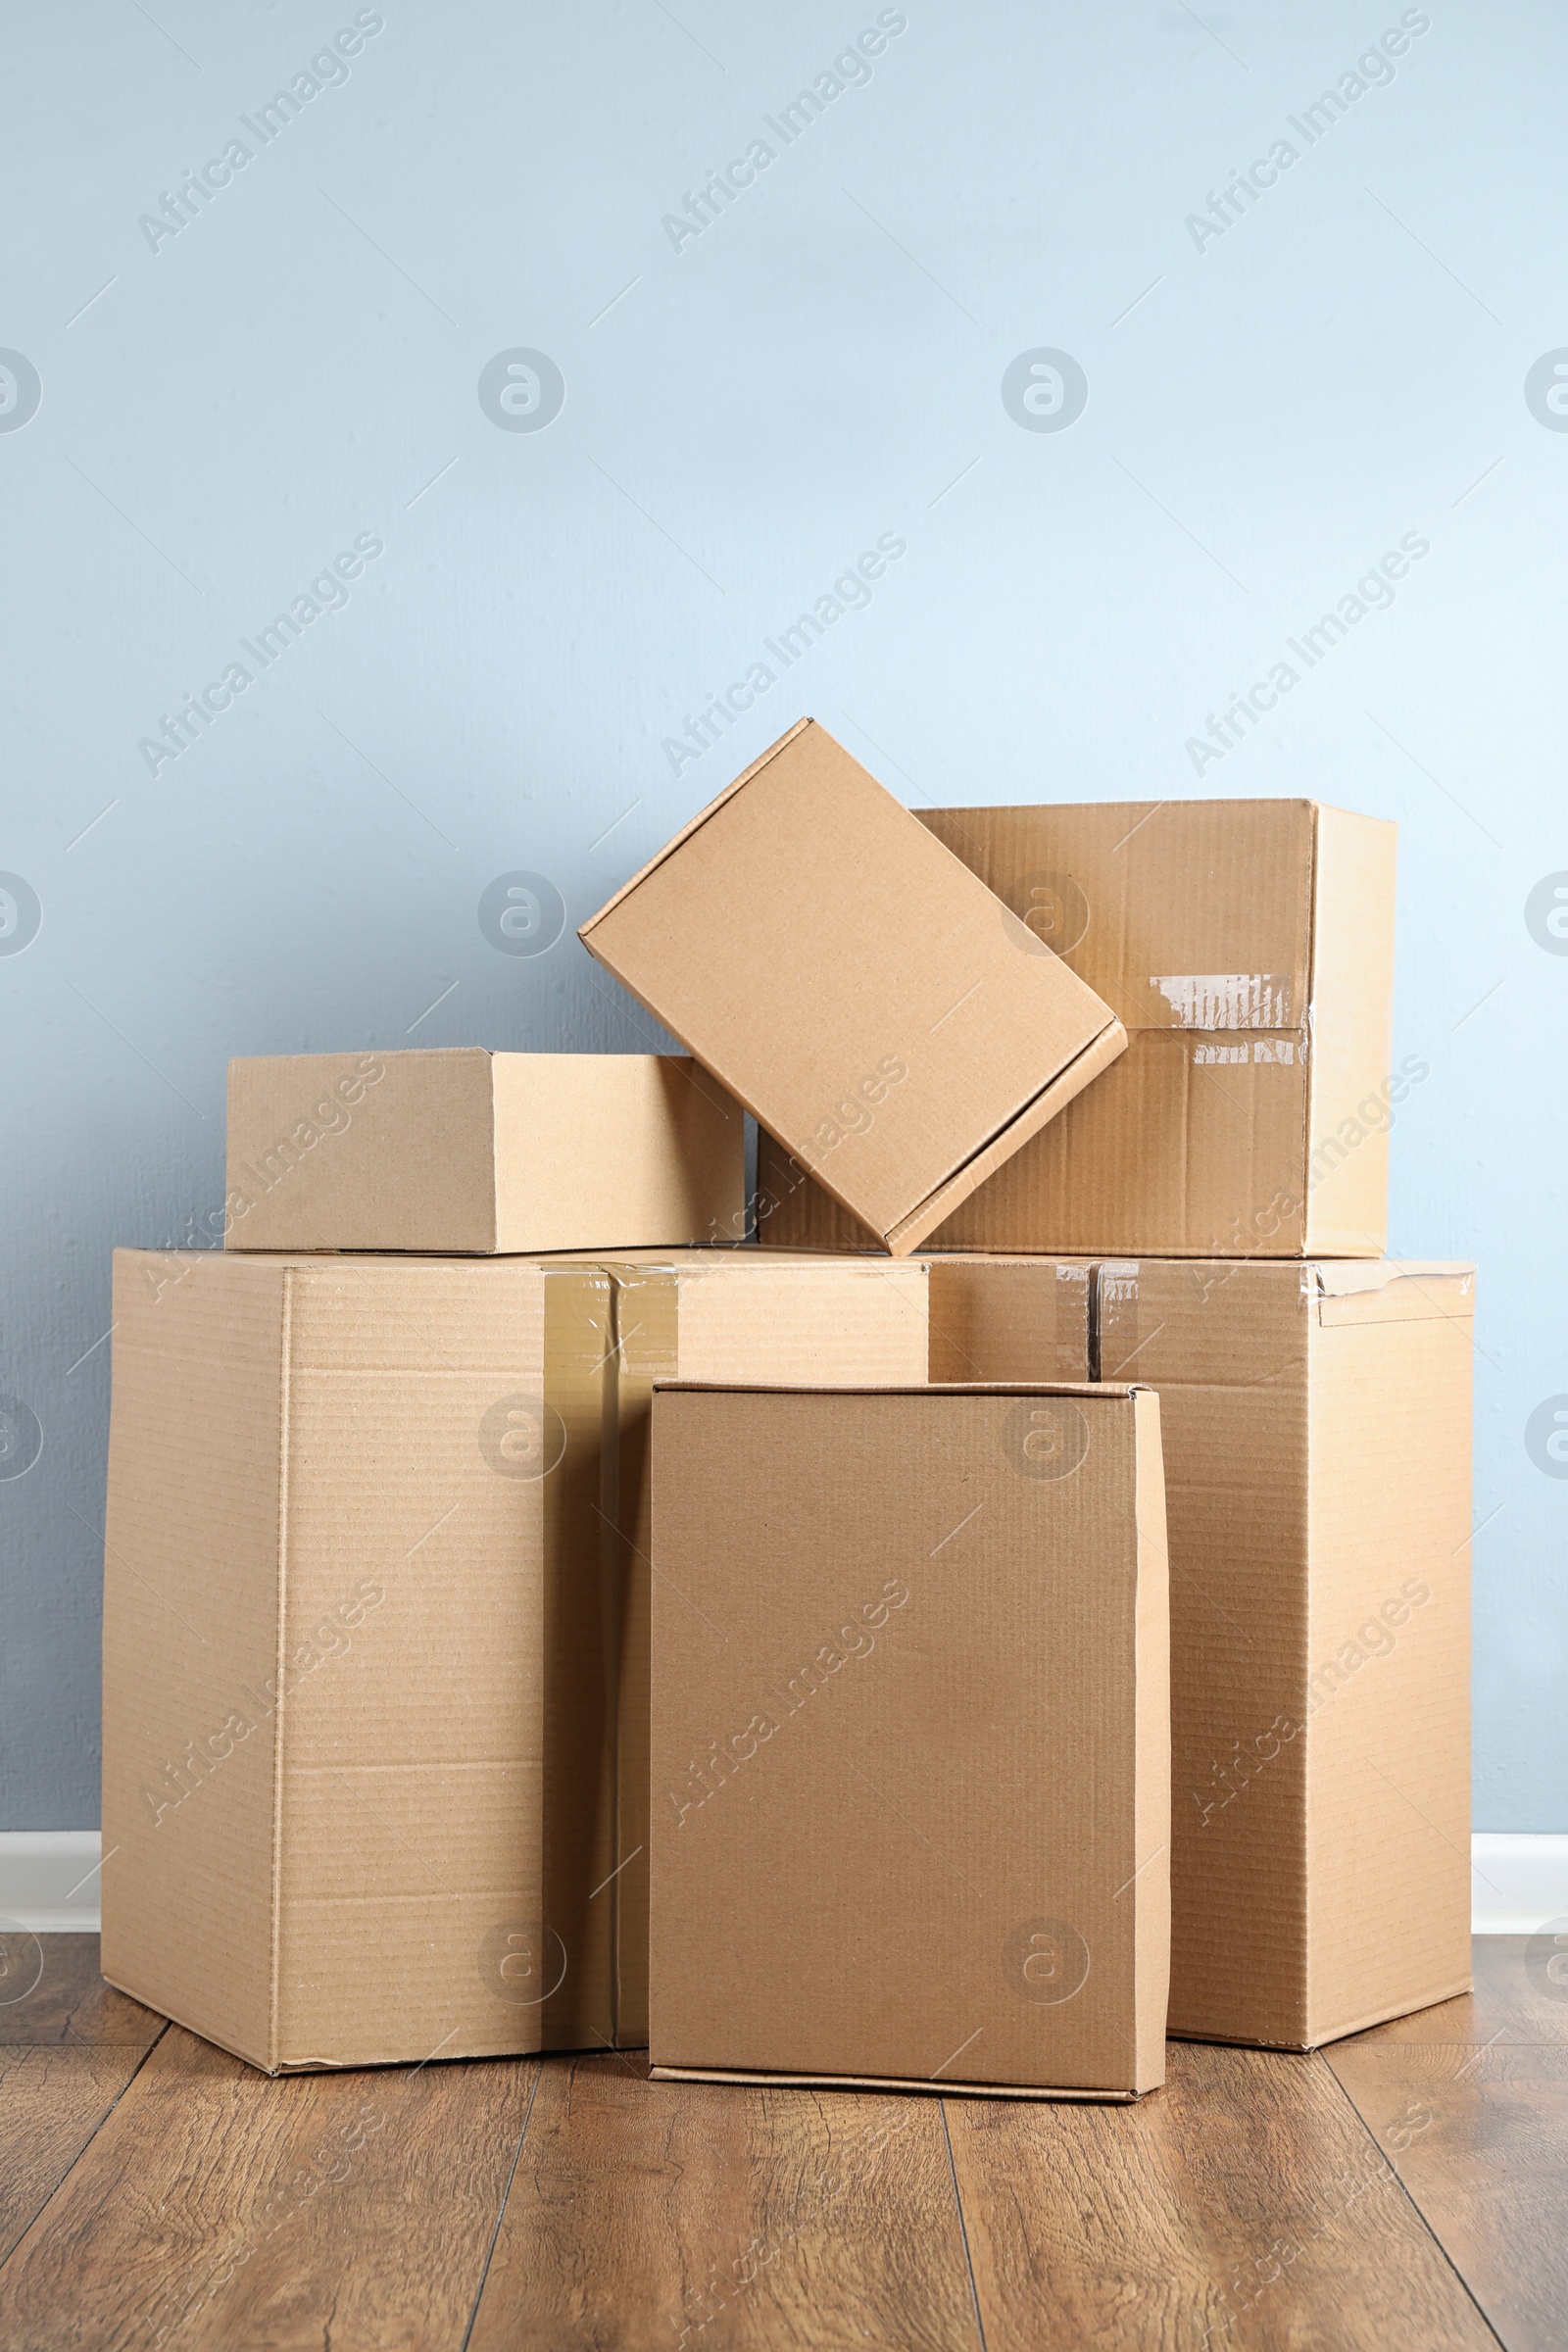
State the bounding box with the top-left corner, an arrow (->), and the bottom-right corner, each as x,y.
101,719 -> 1474,2099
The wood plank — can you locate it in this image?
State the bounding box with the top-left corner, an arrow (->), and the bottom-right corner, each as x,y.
468,2050 -> 981,2351
0,2044 -> 158,2265
946,2040 -> 1497,2350
0,2024 -> 538,2349
0,1934 -> 163,2047
1327,2039 -> 1568,2352
1339,1935 -> 1568,2047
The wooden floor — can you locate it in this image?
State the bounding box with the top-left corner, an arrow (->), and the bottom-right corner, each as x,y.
0,1938 -> 1562,2349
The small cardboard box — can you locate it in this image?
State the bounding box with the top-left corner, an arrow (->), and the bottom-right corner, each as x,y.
225,1050 -> 744,1254
928,1253 -> 1474,2047
101,1247 -> 926,2072
579,721 -> 1126,1257
758,798 -> 1399,1258
648,1382 -> 1169,2099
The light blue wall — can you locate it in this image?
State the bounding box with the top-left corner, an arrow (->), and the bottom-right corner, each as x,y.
1,1 -> 1561,1828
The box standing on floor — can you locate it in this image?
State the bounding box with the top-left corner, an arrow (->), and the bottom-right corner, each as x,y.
100,1247 -> 928,2074
578,718 -> 1128,1256
224,1049 -> 746,1254
759,797 -> 1401,1259
928,1252 -> 1474,2048
648,1381 -> 1169,2100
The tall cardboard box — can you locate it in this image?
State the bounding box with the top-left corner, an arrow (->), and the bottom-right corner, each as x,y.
225,1050 -> 744,1253
759,798 -> 1400,1258
579,721 -> 1127,1256
928,1254 -> 1475,2047
101,1247 -> 926,2072
649,1382 -> 1169,2099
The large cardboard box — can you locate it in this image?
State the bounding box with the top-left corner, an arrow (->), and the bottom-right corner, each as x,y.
758,798 -> 1399,1258
648,1381 -> 1169,2099
225,1050 -> 744,1253
101,1247 -> 926,2073
928,1253 -> 1475,2047
579,721 -> 1126,1257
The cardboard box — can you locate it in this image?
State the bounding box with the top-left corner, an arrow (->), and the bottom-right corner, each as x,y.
648,1381 -> 1169,2099
579,721 -> 1126,1257
758,798 -> 1399,1258
927,1253 -> 1475,2047
225,1049 -> 744,1254
101,1247 -> 926,2073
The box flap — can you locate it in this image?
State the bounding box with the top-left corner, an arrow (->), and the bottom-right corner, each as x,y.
1310,1259 -> 1473,1298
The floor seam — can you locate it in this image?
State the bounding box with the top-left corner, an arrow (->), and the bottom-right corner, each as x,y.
459,2059 -> 544,2352
1315,2047 -> 1508,2351
937,2096 -> 989,2352
0,2021 -> 170,2280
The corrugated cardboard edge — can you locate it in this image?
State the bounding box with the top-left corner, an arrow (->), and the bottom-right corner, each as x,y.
1131,1387 -> 1171,2095
481,1051 -> 501,1253
578,719 -> 814,939
1310,1259 -> 1473,1298
1301,802 -> 1398,1255
649,2065 -> 1142,2101
1167,1972 -> 1475,2052
267,1263 -> 296,2075
882,1017 -> 1128,1256
94,1976 -> 301,2079
658,1379 -> 1134,1398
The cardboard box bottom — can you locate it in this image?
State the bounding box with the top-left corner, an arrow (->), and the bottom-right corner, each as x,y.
1166,1969 -> 1474,2055
96,1967 -> 579,2078
649,2066 -> 1144,2102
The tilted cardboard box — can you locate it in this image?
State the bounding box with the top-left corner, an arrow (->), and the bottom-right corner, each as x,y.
649,1382 -> 1169,2099
928,1253 -> 1474,2047
224,1050 -> 744,1254
578,721 -> 1126,1257
758,798 -> 1399,1258
101,1247 -> 926,2072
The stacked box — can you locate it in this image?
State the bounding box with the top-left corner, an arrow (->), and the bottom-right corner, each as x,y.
102,1237 -> 926,2070
757,798 -> 1402,1257
99,723 -> 1473,2093
928,1253 -> 1475,2047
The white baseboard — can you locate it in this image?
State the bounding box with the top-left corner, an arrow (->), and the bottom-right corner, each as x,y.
0,1832 -> 107,1932
1470,1833 -> 1568,1934
2,1830 -> 1564,1936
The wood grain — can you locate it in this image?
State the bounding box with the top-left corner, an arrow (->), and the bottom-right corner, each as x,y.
0,2044 -> 158,2265
467,2049 -> 982,2352
4,1938 -> 1561,2351
0,2023 -> 538,2350
0,1934 -> 163,2046
1339,1934 -> 1568,2048
945,2040 -> 1497,2350
1327,2039 -> 1568,2352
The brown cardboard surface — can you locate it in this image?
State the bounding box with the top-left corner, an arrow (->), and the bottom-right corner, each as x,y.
578,721 -> 1125,1255
648,1383 -> 1168,2098
225,1050 -> 744,1254
101,1246 -> 927,2071
927,1254 -> 1474,2048
585,1251 -> 930,2045
757,797 -> 1398,1259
